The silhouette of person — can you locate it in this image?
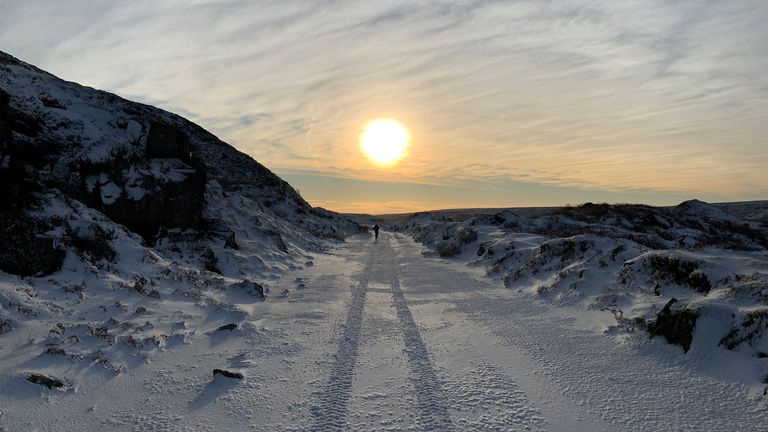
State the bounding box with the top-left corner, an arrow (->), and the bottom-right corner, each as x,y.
373,224 -> 380,240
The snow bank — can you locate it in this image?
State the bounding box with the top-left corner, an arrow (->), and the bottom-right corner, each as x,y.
399,201 -> 768,385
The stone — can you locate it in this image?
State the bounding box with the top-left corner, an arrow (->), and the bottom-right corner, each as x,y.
213,369 -> 243,380
648,298 -> 699,353
224,231 -> 239,249
215,323 -> 238,332
26,372 -> 65,389
231,279 -> 266,298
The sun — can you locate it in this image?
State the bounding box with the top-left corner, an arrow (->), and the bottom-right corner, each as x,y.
359,118 -> 411,167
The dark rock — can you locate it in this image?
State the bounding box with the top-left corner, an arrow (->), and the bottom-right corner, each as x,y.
146,121 -> 191,162
213,369 -> 243,380
231,279 -> 265,298
202,247 -> 221,274
457,227 -> 478,244
435,239 -> 461,257
44,345 -> 66,356
0,319 -> 12,334
648,298 -> 699,353
224,231 -> 239,250
477,245 -> 486,256
39,94 -> 66,109
215,323 -> 238,332
26,372 -> 65,389
756,351 -> 768,359
10,109 -> 43,138
101,166 -> 207,242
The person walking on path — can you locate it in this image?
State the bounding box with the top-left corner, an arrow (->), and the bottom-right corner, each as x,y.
373,224 -> 380,241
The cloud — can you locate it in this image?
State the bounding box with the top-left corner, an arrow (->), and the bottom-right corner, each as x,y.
1,0 -> 766,202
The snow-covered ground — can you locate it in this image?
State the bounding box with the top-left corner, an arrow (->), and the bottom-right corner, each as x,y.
4,233 -> 767,431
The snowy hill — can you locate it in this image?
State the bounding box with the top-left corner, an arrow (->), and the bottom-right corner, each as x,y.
398,201 -> 768,382
0,50 -> 362,401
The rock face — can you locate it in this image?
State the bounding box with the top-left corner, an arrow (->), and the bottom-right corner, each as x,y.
146,121 -> 192,162
95,122 -> 208,241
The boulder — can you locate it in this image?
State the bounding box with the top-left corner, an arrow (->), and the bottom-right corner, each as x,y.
215,323 -> 238,332
202,247 -> 221,274
213,369 -> 243,380
224,231 -> 239,249
26,372 -> 65,389
231,279 -> 266,298
648,298 -> 699,353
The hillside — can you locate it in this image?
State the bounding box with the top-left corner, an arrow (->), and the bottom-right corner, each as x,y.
0,50 -> 362,406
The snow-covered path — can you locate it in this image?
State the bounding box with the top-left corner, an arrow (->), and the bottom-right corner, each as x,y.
302,233 -> 601,431
3,232 -> 767,431
300,233 -> 766,431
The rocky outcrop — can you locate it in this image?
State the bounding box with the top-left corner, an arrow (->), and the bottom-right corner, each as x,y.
648,298 -> 699,353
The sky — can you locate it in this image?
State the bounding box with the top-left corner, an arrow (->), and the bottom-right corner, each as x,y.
1,0 -> 766,214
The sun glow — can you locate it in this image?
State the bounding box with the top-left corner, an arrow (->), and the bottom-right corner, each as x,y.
359,118 -> 411,167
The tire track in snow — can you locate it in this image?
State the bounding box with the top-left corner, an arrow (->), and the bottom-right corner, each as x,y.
385,237 -> 455,431
308,244 -> 376,431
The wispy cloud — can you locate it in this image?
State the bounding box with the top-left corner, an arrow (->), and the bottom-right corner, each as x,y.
1,0 -> 766,205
